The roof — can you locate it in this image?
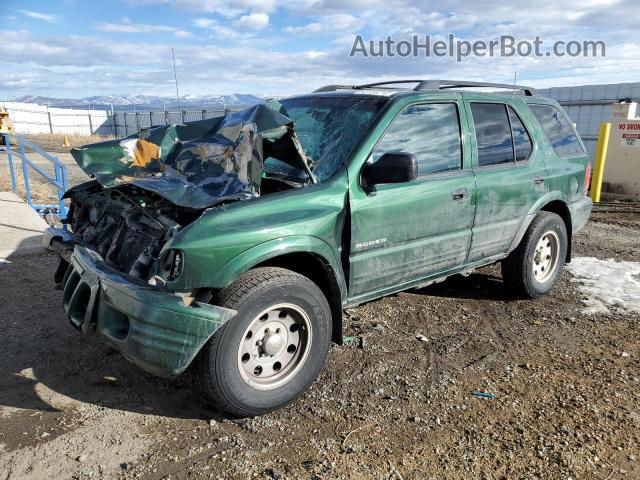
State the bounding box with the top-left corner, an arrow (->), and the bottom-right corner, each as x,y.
312,79 -> 537,97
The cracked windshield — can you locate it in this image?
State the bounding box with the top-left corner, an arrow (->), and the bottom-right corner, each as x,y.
266,96 -> 388,181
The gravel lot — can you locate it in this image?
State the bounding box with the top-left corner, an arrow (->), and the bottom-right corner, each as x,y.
0,208 -> 638,480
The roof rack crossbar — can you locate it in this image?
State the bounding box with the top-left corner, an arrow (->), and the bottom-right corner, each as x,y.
313,84 -> 355,93
354,80 -> 426,89
313,79 -> 536,96
414,80 -> 536,96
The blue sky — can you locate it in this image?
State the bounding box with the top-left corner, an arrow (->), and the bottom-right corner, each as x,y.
2,0 -> 639,99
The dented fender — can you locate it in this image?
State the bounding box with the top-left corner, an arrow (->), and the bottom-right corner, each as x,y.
211,235 -> 347,297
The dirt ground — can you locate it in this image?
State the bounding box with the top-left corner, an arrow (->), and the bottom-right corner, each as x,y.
0,206 -> 638,480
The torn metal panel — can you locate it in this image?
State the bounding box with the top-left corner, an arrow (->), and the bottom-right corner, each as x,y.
71,104 -> 302,209
61,245 -> 236,377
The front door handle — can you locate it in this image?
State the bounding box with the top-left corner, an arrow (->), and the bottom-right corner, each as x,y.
533,176 -> 545,185
452,188 -> 467,200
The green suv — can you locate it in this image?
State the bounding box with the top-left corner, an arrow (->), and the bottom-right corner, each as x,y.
44,80 -> 592,416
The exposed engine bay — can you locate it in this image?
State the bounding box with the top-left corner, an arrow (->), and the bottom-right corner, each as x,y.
63,181 -> 189,281
62,174 -> 298,283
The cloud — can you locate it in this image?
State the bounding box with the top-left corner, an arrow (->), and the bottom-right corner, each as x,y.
123,0 -> 222,12
95,19 -> 192,37
123,0 -> 278,14
3,0 -> 640,98
284,14 -> 364,35
284,23 -> 324,35
3,26 -> 639,100
193,17 -> 256,39
232,12 -> 269,30
16,9 -> 57,23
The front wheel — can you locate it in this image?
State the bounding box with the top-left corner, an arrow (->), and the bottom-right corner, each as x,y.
501,211 -> 568,299
196,267 -> 332,417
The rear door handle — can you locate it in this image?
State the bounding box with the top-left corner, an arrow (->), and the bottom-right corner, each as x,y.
533,176 -> 545,185
452,188 -> 467,200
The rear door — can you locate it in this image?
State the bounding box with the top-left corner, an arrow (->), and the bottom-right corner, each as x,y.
348,96 -> 476,301
463,96 -> 546,262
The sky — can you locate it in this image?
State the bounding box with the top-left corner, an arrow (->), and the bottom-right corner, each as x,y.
1,0 -> 639,99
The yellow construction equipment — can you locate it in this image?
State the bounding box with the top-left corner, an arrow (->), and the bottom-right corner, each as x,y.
63,134 -> 71,147
0,107 -> 14,145
590,122 -> 611,203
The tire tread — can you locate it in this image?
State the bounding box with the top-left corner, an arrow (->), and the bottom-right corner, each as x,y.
197,267 -> 328,417
501,211 -> 566,299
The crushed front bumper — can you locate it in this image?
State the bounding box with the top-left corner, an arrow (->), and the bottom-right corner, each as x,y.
44,229 -> 236,378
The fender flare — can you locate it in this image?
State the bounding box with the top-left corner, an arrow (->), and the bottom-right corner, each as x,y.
210,235 -> 347,301
506,192 -> 570,254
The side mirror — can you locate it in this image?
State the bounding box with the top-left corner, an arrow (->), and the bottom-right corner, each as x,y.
362,152 -> 418,187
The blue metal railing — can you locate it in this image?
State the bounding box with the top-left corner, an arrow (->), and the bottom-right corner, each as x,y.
2,134 -> 68,219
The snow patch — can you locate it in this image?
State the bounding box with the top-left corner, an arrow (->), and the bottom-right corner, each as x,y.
565,256 -> 640,315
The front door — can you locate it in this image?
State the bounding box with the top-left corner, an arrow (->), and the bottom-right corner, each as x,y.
348,99 -> 476,302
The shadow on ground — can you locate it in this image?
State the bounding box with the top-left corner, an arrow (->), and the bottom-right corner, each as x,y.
0,242 -> 512,423
413,268 -> 509,301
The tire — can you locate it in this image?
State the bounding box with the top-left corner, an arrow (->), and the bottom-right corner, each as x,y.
501,212 -> 568,299
196,267 -> 332,417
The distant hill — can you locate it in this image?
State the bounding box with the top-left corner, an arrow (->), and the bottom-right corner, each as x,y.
14,94 -> 264,110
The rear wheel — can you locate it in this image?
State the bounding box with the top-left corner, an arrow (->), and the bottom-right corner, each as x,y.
501,212 -> 568,299
196,267 -> 332,417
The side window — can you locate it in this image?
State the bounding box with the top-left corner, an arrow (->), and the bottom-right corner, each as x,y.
470,103 -> 515,166
508,106 -> 533,162
530,104 -> 585,158
372,103 -> 462,177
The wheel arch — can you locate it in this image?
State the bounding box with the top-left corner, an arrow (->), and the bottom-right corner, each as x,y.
209,236 -> 347,344
508,196 -> 573,262
255,252 -> 344,344
539,200 -> 572,262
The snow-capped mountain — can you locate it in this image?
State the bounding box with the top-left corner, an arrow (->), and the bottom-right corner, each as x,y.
14,94 -> 263,110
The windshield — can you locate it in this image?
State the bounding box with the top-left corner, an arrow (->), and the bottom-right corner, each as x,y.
264,95 -> 388,182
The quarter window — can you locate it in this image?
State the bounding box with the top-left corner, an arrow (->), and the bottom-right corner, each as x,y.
508,106 -> 533,162
372,103 -> 462,177
530,104 -> 585,158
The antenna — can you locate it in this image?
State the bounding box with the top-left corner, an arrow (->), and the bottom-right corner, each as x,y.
513,71 -> 518,94
172,47 -> 181,109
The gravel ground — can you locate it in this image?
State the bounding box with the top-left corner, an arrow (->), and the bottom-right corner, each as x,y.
0,209 -> 638,480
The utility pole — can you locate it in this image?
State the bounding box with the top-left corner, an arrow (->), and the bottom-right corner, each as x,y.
172,47 -> 181,109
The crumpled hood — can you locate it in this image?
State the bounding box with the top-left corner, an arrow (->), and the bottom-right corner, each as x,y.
70,104 -> 302,209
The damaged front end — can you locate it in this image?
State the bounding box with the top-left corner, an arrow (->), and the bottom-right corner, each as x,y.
44,104 -> 311,377
44,181 -> 237,377
52,180 -> 198,283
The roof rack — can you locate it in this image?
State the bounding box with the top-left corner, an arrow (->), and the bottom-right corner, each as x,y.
314,79 -> 537,96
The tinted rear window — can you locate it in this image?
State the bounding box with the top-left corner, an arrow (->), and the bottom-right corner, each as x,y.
530,104 -> 585,157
